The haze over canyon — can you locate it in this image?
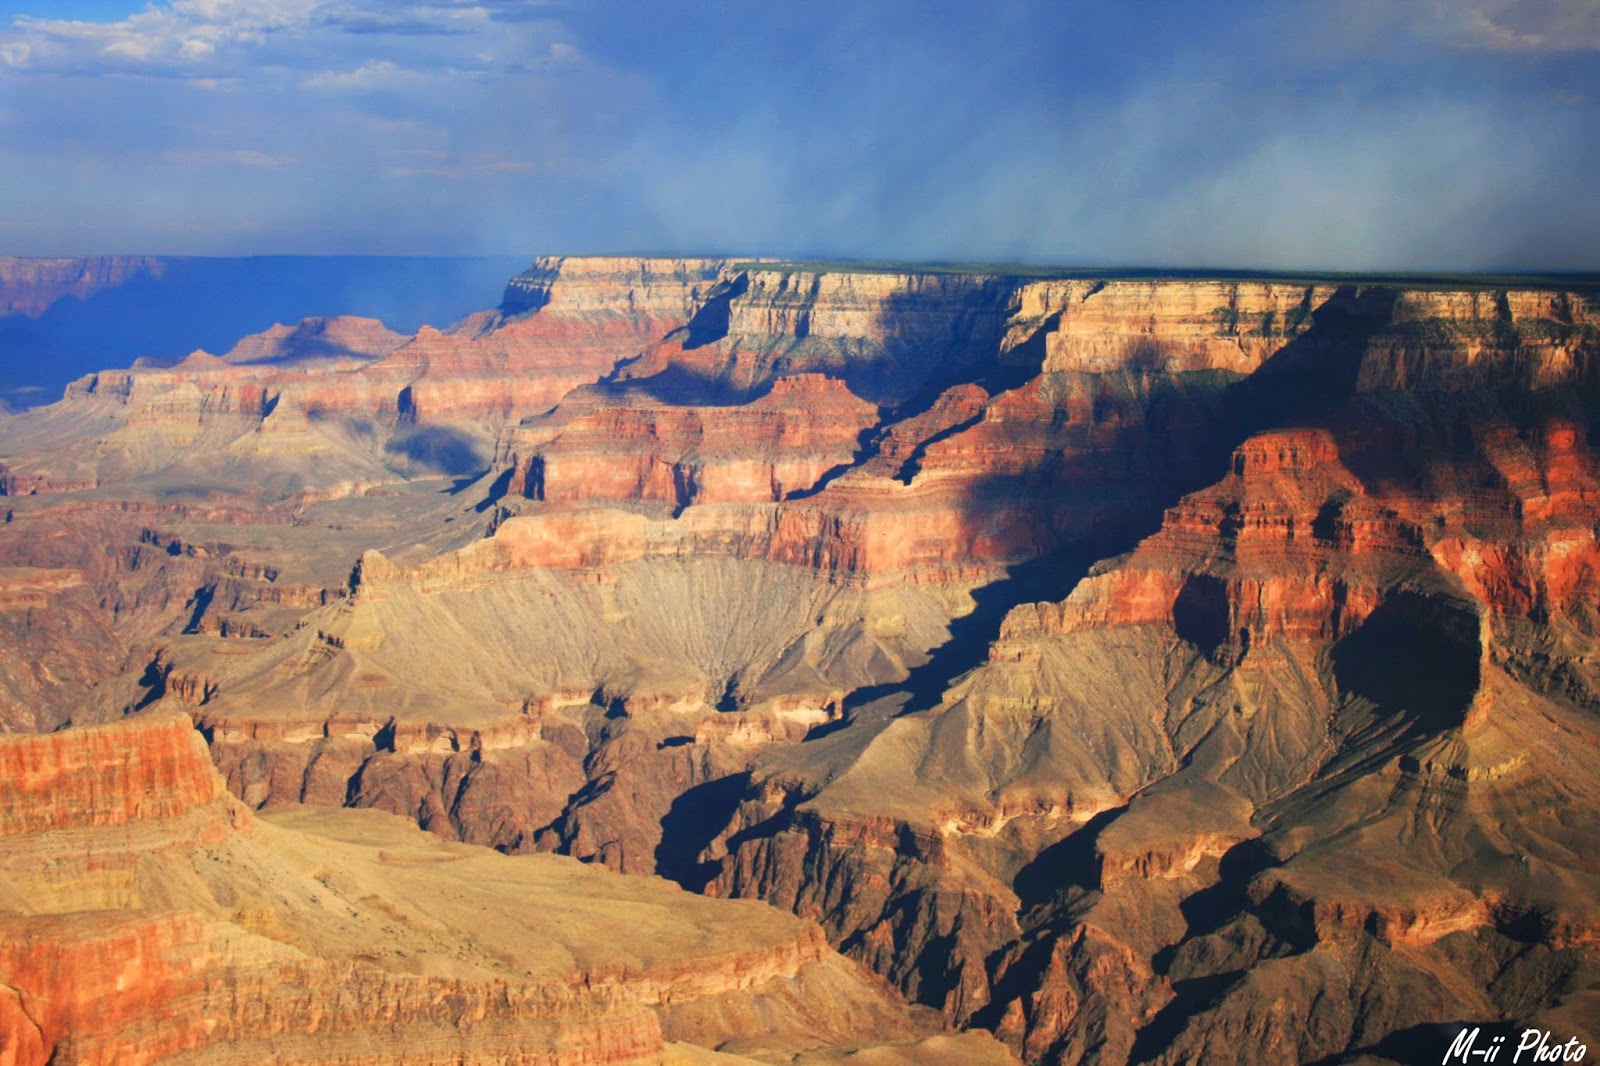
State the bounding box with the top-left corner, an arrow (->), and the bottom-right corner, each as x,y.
0,254 -> 1596,1065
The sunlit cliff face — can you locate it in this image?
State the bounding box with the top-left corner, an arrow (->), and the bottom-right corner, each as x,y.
0,257 -> 1597,1064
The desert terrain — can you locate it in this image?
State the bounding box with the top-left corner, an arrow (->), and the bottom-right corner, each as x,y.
0,255 -> 1596,1063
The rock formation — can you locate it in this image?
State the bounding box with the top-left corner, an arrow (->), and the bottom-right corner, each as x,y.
217,315 -> 410,366
0,256 -> 167,318
0,257 -> 1597,1063
0,714 -> 1015,1065
699,281 -> 1600,1062
0,255 -> 529,408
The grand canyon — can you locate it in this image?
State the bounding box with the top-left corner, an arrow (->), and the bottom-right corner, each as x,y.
0,254 -> 1596,1064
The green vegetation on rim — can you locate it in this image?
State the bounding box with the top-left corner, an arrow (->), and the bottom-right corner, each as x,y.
1212,306 -> 1242,336
1386,316 -> 1598,348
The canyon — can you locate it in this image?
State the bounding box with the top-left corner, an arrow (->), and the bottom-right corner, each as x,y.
0,714 -> 1011,1064
0,255 -> 526,411
0,256 -> 1596,1063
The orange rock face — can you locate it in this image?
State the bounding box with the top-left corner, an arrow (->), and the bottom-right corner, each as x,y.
2,261 -> 1599,1065
0,716 -> 1012,1065
1000,426 -> 1412,653
0,716 -> 225,835
500,373 -> 880,506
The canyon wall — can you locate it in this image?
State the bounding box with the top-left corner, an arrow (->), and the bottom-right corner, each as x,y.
696,282 -> 1600,1061
0,255 -> 527,409
1,259 -> 1597,1063
0,714 -> 1014,1065
0,256 -> 168,318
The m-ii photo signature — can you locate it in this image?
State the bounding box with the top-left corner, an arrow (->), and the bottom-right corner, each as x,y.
1446,1026 -> 1589,1064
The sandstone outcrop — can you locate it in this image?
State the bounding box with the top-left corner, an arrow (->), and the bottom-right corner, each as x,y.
0,715 -> 1015,1065
498,373 -> 880,506
218,315 -> 409,365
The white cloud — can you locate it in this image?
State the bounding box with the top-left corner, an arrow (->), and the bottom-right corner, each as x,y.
1,1 -> 542,78
1428,0 -> 1600,53
228,148 -> 290,167
300,59 -> 403,90
103,38 -> 157,61
0,0 -> 657,254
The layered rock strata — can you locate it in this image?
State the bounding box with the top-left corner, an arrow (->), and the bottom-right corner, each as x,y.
0,258 -> 731,494
698,287 -> 1600,1062
1,261 -> 1598,1065
0,715 -> 1015,1065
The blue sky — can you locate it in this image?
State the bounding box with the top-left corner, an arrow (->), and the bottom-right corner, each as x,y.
1,0 -> 1597,268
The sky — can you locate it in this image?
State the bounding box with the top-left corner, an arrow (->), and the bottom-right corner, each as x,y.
0,0 -> 1596,269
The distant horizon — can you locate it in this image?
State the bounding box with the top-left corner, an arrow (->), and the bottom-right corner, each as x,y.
6,250 -> 1600,283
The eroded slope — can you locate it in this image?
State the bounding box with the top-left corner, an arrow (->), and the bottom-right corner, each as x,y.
0,715 -> 1015,1065
2,260 -> 1597,1064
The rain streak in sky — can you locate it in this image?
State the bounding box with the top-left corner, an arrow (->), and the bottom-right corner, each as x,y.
0,0 -> 1597,269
